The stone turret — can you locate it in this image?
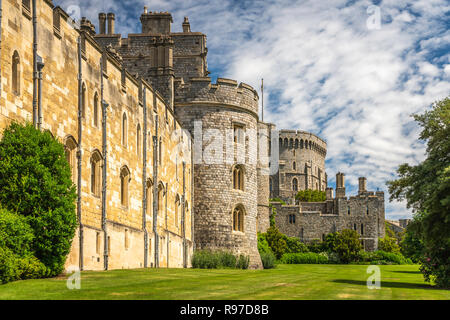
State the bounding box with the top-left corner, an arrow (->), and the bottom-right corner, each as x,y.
140,8 -> 173,34
358,177 -> 367,194
182,17 -> 191,33
335,172 -> 346,198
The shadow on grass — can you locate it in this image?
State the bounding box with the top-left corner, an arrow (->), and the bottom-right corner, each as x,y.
332,279 -> 440,290
391,270 -> 421,274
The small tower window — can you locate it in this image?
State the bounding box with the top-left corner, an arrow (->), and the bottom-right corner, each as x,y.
12,51 -> 20,95
93,92 -> 99,127
122,113 -> 128,147
233,165 -> 244,191
292,178 -> 298,191
81,83 -> 87,119
137,124 -> 142,158
233,205 -> 245,232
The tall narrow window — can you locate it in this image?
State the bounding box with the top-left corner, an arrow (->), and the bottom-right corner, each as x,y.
175,195 -> 180,228
81,83 -> 86,119
233,205 -> 245,232
293,161 -> 296,171
233,165 -> 244,191
93,92 -> 99,127
12,51 -> 20,95
361,224 -> 364,235
122,113 -> 128,147
146,179 -> 153,220
137,124 -> 141,158
292,178 -> 298,191
90,151 -> 102,197
120,166 -> 130,207
158,183 -> 164,218
125,229 -> 129,250
159,137 -> 162,164
64,137 -> 77,182
233,124 -> 244,144
96,232 -> 101,255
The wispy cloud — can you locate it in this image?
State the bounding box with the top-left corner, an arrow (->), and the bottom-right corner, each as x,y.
55,0 -> 450,220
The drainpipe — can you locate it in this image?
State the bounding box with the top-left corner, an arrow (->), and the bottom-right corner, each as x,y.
1,0 -> 3,95
76,37 -> 83,270
182,161 -> 186,268
142,85 -> 148,268
32,0 -> 38,128
191,139 -> 195,252
37,56 -> 44,130
101,57 -> 109,270
152,115 -> 159,268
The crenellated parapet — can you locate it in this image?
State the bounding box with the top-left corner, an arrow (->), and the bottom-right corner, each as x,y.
174,77 -> 259,117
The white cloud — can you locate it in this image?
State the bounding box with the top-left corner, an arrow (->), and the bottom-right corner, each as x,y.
54,0 -> 450,220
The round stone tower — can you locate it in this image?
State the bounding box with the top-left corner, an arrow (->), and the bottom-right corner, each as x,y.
175,77 -> 262,269
271,130 -> 327,202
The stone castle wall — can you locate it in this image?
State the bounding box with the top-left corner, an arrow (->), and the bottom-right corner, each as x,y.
0,0 -> 193,271
271,130 -> 327,202
273,190 -> 385,251
174,78 -> 262,268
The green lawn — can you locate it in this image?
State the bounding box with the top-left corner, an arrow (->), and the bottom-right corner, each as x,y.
0,264 -> 448,300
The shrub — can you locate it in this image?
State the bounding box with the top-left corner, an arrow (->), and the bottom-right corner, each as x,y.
236,254 -> 250,269
332,229 -> 362,263
295,190 -> 326,202
0,208 -> 35,256
306,239 -> 325,253
218,251 -> 237,268
191,250 -> 249,269
281,252 -> 329,264
0,122 -> 77,277
0,246 -> 47,284
357,250 -> 412,265
285,236 -> 309,254
191,250 -> 220,269
257,233 -> 272,254
378,235 -> 401,253
260,251 -> 276,269
265,226 -> 287,259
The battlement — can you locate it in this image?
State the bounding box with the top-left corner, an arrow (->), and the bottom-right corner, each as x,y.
278,130 -> 327,158
174,76 -> 259,117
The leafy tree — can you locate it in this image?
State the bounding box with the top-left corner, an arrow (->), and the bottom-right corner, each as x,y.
400,216 -> 425,263
378,235 -> 401,253
387,97 -> 450,288
264,226 -> 287,259
295,190 -> 326,202
284,236 -> 309,254
332,229 -> 362,263
0,122 -> 77,276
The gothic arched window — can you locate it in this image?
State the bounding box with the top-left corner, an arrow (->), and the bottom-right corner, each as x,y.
233,165 -> 244,191
90,150 -> 102,197
232,205 -> 245,232
292,178 -> 298,191
120,166 -> 130,207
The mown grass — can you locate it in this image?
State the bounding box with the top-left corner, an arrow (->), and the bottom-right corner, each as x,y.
0,264 -> 448,300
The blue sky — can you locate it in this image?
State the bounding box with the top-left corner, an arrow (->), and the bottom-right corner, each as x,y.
55,0 -> 450,220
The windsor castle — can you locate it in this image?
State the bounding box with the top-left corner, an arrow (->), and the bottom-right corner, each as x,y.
0,0 -> 385,270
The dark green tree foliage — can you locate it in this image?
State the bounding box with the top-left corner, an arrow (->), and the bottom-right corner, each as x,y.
328,229 -> 362,264
264,226 -> 287,259
387,97 -> 450,288
0,122 -> 77,277
295,190 -> 326,202
400,217 -> 425,263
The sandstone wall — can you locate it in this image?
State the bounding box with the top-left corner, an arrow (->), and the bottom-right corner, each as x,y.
0,0 -> 193,270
